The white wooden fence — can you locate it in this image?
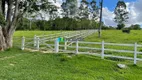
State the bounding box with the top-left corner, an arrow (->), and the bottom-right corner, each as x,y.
37,30 -> 96,41
57,40 -> 142,65
20,30 -> 96,51
19,30 -> 142,64
20,37 -> 142,65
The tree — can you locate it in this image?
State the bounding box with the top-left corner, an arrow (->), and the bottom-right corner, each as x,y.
114,0 -> 129,30
116,24 -> 125,30
0,0 -> 53,51
48,5 -> 58,20
79,0 -> 90,19
129,24 -> 141,30
66,0 -> 78,18
90,0 -> 99,20
61,0 -> 78,18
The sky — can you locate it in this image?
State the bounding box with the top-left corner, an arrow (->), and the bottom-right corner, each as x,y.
88,0 -> 136,11
49,0 -> 142,27
91,0 -> 142,27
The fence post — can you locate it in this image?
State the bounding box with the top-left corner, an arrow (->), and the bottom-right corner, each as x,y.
34,35 -> 37,47
55,38 -> 59,53
36,36 -> 40,50
50,34 -> 52,41
101,41 -> 105,59
64,41 -> 67,50
134,42 -> 137,65
21,36 -> 25,50
76,40 -> 79,54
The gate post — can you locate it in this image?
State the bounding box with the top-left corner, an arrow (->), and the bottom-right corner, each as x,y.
36,36 -> 40,50
76,40 -> 79,54
21,36 -> 25,50
64,41 -> 67,50
134,42 -> 137,65
101,41 -> 104,59
34,35 -> 37,47
55,38 -> 59,53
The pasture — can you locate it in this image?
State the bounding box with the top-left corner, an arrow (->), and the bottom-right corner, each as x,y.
14,30 -> 142,43
85,30 -> 142,43
0,30 -> 142,79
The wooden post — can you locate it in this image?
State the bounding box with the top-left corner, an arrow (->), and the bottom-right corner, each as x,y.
55,38 -> 59,53
101,41 -> 104,59
34,35 -> 37,47
76,40 -> 79,54
36,36 -> 40,50
134,42 -> 137,65
64,41 -> 67,50
21,36 -> 25,50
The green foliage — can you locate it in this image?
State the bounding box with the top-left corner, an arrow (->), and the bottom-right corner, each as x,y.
16,17 -> 118,30
49,17 -> 98,30
20,0 -> 53,14
129,24 -> 141,30
35,20 -> 50,30
0,13 -> 5,26
101,26 -> 116,30
90,0 -> 99,20
16,19 -> 51,30
66,0 -> 78,16
16,18 -> 30,30
79,0 -> 90,19
16,17 -> 102,30
116,24 -> 125,30
114,1 -> 129,29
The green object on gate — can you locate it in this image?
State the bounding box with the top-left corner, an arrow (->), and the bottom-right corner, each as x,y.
57,38 -> 61,42
60,37 -> 64,42
58,37 -> 65,42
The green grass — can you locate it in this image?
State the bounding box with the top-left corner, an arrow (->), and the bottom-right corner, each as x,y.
0,48 -> 142,80
14,30 -> 142,43
85,30 -> 142,44
0,30 -> 141,79
14,31 -> 68,37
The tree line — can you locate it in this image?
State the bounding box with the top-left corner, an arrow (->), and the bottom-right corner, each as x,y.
16,17 -> 141,30
16,17 -> 118,30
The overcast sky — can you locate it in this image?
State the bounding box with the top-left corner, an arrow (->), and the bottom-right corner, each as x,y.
49,0 -> 142,27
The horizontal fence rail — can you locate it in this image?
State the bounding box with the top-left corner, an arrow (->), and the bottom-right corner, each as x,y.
59,40 -> 142,65
14,30 -> 142,65
17,30 -> 96,52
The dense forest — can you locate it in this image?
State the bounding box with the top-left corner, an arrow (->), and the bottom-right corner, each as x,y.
16,17 -> 117,30
16,17 -> 141,30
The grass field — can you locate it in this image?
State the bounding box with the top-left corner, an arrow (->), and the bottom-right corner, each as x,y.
0,48 -> 142,80
0,30 -> 142,79
14,31 -> 67,37
14,30 -> 142,43
85,30 -> 142,44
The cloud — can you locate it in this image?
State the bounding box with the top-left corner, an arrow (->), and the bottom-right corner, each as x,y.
103,0 -> 142,27
127,0 -> 142,25
102,7 -> 117,27
49,0 -> 81,8
49,0 -> 62,7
